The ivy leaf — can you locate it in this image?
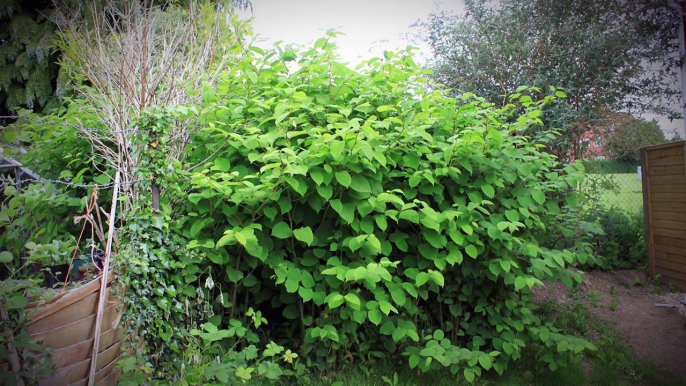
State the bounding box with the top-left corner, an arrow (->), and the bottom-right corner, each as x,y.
293,227 -> 314,246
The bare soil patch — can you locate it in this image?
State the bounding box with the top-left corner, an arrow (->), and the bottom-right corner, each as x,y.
533,269 -> 686,380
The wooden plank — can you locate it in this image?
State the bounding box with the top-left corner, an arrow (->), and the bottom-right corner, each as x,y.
641,141 -> 684,158
653,227 -> 686,238
648,164 -> 686,176
654,266 -> 686,282
649,149 -> 684,161
654,235 -> 686,248
38,337 -> 124,385
70,367 -> 123,386
28,271 -> 117,322
654,251 -> 686,264
641,148 -> 655,277
650,192 -> 686,203
647,174 -> 686,185
32,304 -> 121,351
649,183 -> 686,193
655,243 -> 686,256
646,154 -> 685,167
26,287 -> 114,335
651,211 -> 686,221
654,258 -> 686,272
68,345 -> 140,386
652,219 -> 686,230
47,326 -> 124,369
650,200 -> 686,213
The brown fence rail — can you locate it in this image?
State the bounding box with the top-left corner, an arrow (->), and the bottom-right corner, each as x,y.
641,141 -> 686,290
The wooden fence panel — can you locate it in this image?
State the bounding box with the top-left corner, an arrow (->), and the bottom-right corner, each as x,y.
642,141 -> 686,290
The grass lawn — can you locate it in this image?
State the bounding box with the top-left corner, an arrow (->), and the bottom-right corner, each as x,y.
586,173 -> 643,214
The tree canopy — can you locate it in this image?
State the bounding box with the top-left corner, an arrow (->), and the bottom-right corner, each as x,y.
414,0 -> 681,161
603,113 -> 668,162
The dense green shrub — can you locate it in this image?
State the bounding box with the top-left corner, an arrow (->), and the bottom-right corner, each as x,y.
588,208 -> 646,270
122,35 -> 601,382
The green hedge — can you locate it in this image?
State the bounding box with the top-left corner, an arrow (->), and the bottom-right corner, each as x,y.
582,159 -> 639,174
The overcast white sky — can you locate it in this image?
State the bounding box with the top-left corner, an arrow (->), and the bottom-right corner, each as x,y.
237,0 -> 684,138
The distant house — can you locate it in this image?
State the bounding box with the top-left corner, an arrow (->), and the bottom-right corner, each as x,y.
567,129 -> 611,162
577,131 -> 610,160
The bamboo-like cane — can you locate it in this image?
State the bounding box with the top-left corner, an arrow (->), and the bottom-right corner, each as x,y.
88,171 -> 120,385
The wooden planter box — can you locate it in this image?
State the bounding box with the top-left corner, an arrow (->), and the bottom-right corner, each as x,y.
2,272 -> 130,385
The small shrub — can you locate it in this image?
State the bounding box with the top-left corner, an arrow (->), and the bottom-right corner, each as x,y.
587,208 -> 646,270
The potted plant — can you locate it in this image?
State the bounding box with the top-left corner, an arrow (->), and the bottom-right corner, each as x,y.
25,237 -> 77,288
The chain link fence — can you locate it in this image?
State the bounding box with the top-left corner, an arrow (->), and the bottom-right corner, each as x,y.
582,160 -> 644,214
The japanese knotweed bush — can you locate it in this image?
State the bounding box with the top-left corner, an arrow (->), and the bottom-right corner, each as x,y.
180,35 -> 597,381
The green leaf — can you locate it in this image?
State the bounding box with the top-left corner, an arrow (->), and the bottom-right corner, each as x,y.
293,227 -> 314,246
505,210 -> 519,222
479,355 -> 492,370
465,245 -> 478,259
350,175 -> 371,193
374,215 -> 388,231
403,154 -> 420,169
292,91 -> 307,99
481,184 -> 495,198
368,309 -> 383,325
464,369 -> 475,383
335,171 -> 352,187
399,210 -> 419,223
328,294 -> 345,308
271,222 -> 292,239
310,169 -> 325,185
429,271 -> 444,287
0,251 -> 12,263
531,190 -> 546,205
390,288 -> 407,306
344,293 -> 361,310
330,140 -> 345,160
514,276 -> 527,290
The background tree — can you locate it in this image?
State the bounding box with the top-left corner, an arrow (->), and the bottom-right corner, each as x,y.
414,0 -> 680,161
0,0 -> 251,122
602,113 -> 667,162
0,0 -> 59,118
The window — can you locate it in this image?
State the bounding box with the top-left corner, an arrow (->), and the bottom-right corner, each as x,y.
593,137 -> 602,147
578,138 -> 590,147
595,156 -> 606,160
